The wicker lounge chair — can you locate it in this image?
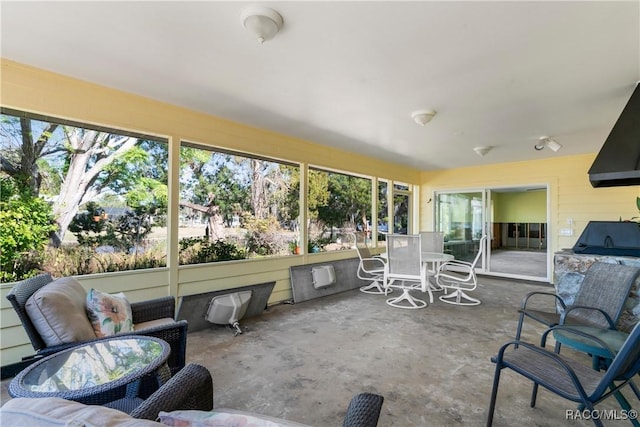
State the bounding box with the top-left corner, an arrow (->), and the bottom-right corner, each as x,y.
6,273 -> 188,376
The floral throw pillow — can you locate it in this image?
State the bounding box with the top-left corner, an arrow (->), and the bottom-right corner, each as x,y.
86,288 -> 134,337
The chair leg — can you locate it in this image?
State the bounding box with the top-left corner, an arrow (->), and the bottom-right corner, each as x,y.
582,401 -> 605,427
514,312 -> 526,349
630,379 -> 640,400
439,288 -> 481,306
611,386 -> 640,427
530,383 -> 539,407
515,312 -> 525,342
359,280 -> 385,295
386,288 -> 427,309
486,363 -> 503,427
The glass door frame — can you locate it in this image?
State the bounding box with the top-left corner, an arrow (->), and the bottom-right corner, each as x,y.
433,185 -> 551,282
434,188 -> 488,272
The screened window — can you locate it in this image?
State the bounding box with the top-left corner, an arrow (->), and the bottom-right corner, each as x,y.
377,179 -> 389,241
0,109 -> 168,281
178,143 -> 300,264
307,167 -> 372,252
393,182 -> 411,234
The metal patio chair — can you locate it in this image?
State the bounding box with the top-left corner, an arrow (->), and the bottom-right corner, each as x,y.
435,235 -> 487,306
514,262 -> 640,342
352,232 -> 389,295
384,234 -> 428,309
487,322 -> 640,427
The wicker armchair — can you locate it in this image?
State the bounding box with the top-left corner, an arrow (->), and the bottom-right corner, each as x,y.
342,393 -> 384,427
128,363 -> 214,419
1,365 -> 381,426
6,273 -> 187,376
135,367 -> 382,426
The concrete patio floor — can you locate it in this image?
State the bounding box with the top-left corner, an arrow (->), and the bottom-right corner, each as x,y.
2,276 -> 637,426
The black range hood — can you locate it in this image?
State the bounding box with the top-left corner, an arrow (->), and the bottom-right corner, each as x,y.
588,83 -> 640,188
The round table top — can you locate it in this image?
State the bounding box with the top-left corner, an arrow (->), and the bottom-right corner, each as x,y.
379,251 -> 454,262
420,252 -> 455,262
10,335 -> 170,401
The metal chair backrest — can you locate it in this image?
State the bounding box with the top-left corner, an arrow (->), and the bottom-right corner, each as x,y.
353,232 -> 384,274
386,234 -> 421,278
419,231 -> 444,253
353,232 -> 373,259
570,262 -> 640,328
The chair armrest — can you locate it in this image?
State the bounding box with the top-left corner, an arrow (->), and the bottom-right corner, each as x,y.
437,260 -> 473,273
436,261 -> 475,283
130,363 -> 214,420
131,296 -> 176,323
342,393 -> 384,427
560,305 -> 616,329
518,291 -> 566,311
440,260 -> 473,269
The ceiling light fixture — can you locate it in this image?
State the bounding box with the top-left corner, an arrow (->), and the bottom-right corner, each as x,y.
240,6 -> 283,44
535,136 -> 562,152
474,146 -> 493,157
411,109 -> 437,126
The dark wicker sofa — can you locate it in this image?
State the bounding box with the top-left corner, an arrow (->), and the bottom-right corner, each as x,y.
1,364 -> 383,427
0,363 -> 213,426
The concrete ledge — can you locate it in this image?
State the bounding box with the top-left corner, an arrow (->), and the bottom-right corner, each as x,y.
177,282 -> 275,333
290,258 -> 361,303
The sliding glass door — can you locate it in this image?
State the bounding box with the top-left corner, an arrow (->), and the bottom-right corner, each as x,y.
435,186 -> 550,282
435,190 -> 487,268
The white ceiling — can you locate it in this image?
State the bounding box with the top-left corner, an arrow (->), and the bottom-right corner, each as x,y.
1,1 -> 639,171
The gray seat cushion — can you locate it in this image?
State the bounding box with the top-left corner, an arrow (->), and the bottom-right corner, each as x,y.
25,277 -> 96,347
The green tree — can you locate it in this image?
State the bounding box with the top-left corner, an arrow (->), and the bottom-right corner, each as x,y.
317,172 -> 371,230
306,169 -> 330,220
0,175 -> 56,282
0,115 -> 61,195
1,115 -> 172,246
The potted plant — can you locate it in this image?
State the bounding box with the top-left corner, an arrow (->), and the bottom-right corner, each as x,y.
289,240 -> 301,254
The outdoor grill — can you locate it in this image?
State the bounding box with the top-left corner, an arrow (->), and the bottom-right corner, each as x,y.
572,221 -> 640,257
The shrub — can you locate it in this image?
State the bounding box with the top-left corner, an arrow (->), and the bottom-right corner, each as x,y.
178,237 -> 246,265
243,214 -> 288,256
43,243 -> 166,277
0,176 -> 57,282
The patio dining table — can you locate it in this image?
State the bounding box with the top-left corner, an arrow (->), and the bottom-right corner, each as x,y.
379,250 -> 454,302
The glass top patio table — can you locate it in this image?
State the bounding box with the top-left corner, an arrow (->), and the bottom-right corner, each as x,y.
379,251 -> 454,301
9,335 -> 170,405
